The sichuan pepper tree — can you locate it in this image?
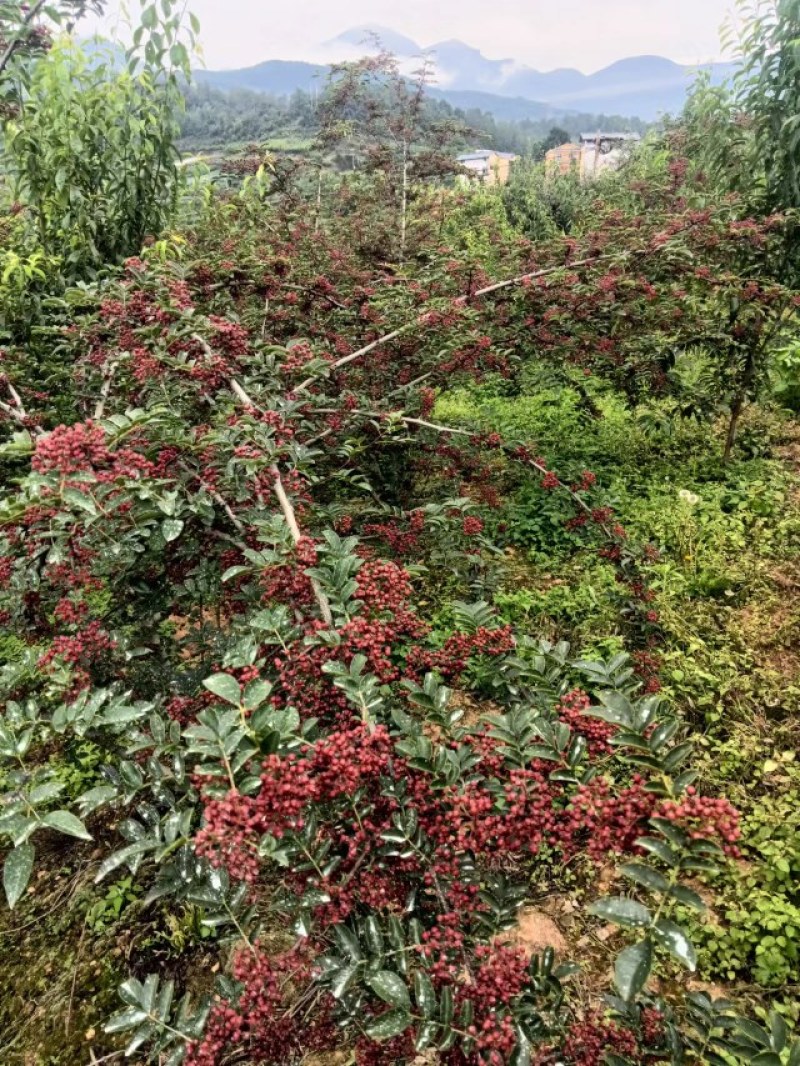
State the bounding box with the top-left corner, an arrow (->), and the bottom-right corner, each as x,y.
316,46 -> 470,263
0,0 -> 105,100
0,167 -> 795,1062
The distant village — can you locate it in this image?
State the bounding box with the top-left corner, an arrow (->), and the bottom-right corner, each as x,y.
457,131 -> 642,186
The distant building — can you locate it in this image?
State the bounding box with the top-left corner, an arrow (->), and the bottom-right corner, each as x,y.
456,150 -> 518,187
545,132 -> 641,181
544,142 -> 583,175
578,132 -> 641,178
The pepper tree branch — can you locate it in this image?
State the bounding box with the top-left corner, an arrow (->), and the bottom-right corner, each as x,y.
0,0 -> 48,80
229,378 -> 334,627
292,255 -> 614,394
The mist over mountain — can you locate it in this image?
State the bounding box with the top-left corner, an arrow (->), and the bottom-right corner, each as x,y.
195,25 -> 736,122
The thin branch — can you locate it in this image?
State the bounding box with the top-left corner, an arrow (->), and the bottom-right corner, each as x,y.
269,463 -> 333,626
6,380 -> 25,413
0,382 -> 44,436
292,255 -> 613,394
0,397 -> 26,424
205,483 -> 246,533
230,378 -> 334,627
294,327 -> 409,393
177,459 -> 246,533
0,0 -> 48,80
306,407 -> 617,539
94,361 -> 118,419
470,254 -> 613,299
280,282 -> 349,311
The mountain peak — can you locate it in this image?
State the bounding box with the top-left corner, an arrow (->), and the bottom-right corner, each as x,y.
595,54 -> 684,76
198,28 -> 736,123
325,26 -> 421,56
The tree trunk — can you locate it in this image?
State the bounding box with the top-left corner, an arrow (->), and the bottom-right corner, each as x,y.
399,141 -> 408,264
724,341 -> 760,462
314,167 -> 323,233
723,391 -> 745,463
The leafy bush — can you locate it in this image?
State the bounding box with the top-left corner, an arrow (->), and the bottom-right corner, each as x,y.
2,3 -> 196,281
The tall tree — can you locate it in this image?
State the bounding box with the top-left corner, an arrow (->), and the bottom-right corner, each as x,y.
316,47 -> 468,263
732,0 -> 800,220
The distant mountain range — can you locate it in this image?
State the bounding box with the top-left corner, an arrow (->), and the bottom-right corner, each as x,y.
195,25 -> 737,123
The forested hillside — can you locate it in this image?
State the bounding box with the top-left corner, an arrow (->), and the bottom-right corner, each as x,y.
178,81 -> 647,157
1,3 -> 799,1065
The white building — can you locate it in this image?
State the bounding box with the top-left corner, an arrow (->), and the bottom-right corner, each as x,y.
578,132 -> 641,178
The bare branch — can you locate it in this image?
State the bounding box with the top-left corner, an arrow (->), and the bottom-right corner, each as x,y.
0,381 -> 44,436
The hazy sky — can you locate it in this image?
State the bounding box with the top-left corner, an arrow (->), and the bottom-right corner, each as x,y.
86,0 -> 738,72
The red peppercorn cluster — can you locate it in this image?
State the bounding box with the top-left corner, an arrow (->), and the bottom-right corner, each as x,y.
260,536 -> 319,609
37,621 -> 116,695
656,788 -> 741,856
208,316 -> 250,361
557,688 -> 616,756
355,559 -> 414,615
354,1032 -> 415,1066
462,515 -> 484,537
407,625 -> 515,680
362,512 -> 426,556
563,776 -> 657,862
561,1014 -> 639,1065
32,420 -> 154,483
279,340 -> 315,375
32,421 -> 107,476
640,1007 -> 666,1047
53,597 -> 89,626
458,944 -> 530,1065
185,943 -> 334,1066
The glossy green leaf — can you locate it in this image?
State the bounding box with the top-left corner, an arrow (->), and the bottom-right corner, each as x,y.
366,970 -> 411,1010
3,843 -> 34,909
365,1008 -> 411,1041
614,938 -> 653,1001
619,862 -> 670,893
588,897 -> 652,929
413,969 -> 436,1017
41,810 -> 92,840
202,674 -> 242,706
161,518 -> 184,542
652,918 -> 697,970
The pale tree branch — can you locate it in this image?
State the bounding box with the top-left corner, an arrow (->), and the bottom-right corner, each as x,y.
292,255 -> 614,394
94,361 -> 118,420
229,378 -> 334,627
0,0 -> 48,80
0,381 -> 44,436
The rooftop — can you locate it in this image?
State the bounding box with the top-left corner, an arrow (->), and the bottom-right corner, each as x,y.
457,150 -> 518,161
580,132 -> 641,142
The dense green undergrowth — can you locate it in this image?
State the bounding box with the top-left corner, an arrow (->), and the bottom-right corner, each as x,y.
438,378 -> 800,1018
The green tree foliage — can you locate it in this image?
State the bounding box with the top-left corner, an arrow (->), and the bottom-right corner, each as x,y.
2,5 -> 800,1063
502,158 -> 592,237
532,124 -> 572,161
317,50 -> 469,261
179,80 -> 648,158
1,1 -> 196,281
682,2 -> 800,279
733,0 -> 800,217
0,0 -> 104,100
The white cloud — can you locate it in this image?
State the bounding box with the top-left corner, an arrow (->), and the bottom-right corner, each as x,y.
82,0 -> 738,73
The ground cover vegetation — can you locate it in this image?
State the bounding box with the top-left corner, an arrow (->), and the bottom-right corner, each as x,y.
0,1 -> 800,1064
